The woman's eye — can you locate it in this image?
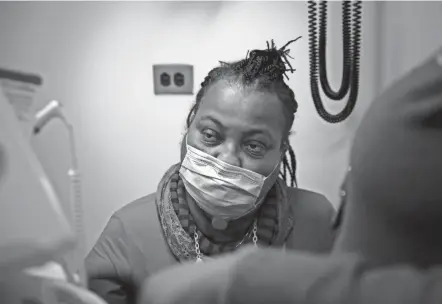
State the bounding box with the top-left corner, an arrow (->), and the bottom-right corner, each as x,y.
245,142 -> 266,156
201,129 -> 219,143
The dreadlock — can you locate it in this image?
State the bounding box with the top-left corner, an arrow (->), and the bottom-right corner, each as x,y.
186,38 -> 301,187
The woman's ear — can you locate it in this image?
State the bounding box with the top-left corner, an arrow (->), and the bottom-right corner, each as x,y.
281,130 -> 293,153
332,172 -> 350,230
281,140 -> 289,154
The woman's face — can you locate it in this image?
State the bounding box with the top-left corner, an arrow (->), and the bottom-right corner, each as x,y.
186,80 -> 287,177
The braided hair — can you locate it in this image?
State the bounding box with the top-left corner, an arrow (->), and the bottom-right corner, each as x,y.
186,38 -> 301,187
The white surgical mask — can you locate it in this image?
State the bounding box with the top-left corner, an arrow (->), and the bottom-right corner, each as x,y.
179,139 -> 281,221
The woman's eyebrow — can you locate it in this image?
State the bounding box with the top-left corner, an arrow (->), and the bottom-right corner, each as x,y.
199,115 -> 224,128
199,115 -> 275,142
243,129 -> 274,141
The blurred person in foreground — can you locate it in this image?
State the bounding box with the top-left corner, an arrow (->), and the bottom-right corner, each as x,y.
85,38 -> 337,304
139,47 -> 442,304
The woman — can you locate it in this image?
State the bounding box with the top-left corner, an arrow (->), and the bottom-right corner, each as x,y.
140,44 -> 442,304
85,39 -> 336,304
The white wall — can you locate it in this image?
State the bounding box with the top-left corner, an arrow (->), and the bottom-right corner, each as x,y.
0,1 -> 380,252
379,1 -> 442,90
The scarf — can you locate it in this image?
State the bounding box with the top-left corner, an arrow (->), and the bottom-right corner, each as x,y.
155,163 -> 294,262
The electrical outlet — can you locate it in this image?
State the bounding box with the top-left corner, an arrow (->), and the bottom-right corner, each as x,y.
153,64 -> 194,95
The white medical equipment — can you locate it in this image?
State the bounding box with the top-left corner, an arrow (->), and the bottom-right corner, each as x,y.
0,69 -> 106,304
33,99 -> 88,285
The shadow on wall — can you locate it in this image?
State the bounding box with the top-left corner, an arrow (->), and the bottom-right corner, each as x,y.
0,1 -> 379,251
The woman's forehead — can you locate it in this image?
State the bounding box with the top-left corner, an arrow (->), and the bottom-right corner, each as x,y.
197,81 -> 285,129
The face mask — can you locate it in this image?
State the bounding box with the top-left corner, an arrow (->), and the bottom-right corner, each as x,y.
179,139 -> 281,221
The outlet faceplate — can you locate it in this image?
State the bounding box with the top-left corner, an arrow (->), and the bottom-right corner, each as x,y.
153,64 -> 194,95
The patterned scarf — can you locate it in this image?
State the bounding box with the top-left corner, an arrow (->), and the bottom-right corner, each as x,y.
155,164 -> 294,262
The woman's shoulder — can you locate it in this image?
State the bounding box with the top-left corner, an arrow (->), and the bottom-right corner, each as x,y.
285,187 -> 335,219
284,187 -> 337,252
110,193 -> 158,236
114,193 -> 157,220
105,193 -> 177,279
86,193 -> 177,295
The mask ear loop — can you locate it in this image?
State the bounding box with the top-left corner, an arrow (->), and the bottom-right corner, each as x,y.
179,133 -> 188,162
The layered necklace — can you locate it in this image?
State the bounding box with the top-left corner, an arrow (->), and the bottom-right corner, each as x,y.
194,218 -> 258,262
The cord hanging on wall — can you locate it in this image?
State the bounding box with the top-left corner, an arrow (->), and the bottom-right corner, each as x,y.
308,0 -> 363,123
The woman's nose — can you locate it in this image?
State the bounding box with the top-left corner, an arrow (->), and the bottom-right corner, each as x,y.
216,143 -> 241,167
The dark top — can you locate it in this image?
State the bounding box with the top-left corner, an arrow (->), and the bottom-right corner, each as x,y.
85,188 -> 336,304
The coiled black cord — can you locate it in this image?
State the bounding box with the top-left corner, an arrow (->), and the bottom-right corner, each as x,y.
308,0 -> 363,123
319,1 -> 352,100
